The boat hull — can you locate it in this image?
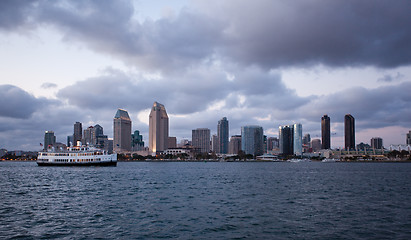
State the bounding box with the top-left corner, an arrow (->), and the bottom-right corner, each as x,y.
37,161 -> 117,167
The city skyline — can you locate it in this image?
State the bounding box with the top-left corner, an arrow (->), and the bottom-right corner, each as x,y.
1,1 -> 411,151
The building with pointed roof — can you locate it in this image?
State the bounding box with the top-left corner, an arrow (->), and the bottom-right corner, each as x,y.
113,109 -> 132,152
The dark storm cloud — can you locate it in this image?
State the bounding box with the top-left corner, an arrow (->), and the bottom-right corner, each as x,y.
0,0 -> 38,30
0,85 -> 46,119
2,0 -> 410,70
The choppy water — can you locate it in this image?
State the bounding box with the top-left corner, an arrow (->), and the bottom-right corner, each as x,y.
0,161 -> 410,239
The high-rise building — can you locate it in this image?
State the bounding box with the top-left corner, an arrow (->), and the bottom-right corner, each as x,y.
149,102 -> 169,153
82,126 -> 95,146
217,117 -> 229,154
93,124 -> 108,149
311,139 -> 321,152
192,128 -> 210,153
168,137 -> 177,149
267,137 -> 279,151
279,125 -> 293,155
407,130 -> 411,145
132,130 -> 145,151
371,137 -> 383,149
344,114 -> 355,150
44,131 -> 56,150
321,114 -> 331,149
67,135 -> 73,147
211,134 -> 218,153
73,122 -> 82,145
113,109 -> 132,152
241,125 -> 264,156
293,123 -> 303,156
302,134 -> 311,146
229,135 -> 242,154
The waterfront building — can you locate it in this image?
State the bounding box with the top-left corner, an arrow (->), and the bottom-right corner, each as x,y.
168,137 -> 177,149
211,134 -> 218,153
149,102 -> 169,153
229,135 -> 242,154
371,137 -> 383,149
241,125 -> 264,156
407,130 -> 411,145
73,122 -> 82,144
344,114 -> 355,150
267,137 -> 279,151
279,125 -> 293,155
217,117 -> 229,154
294,123 -> 303,156
321,114 -> 331,149
67,135 -> 73,147
44,131 -> 56,150
132,130 -> 145,151
192,128 -> 210,153
302,134 -> 311,146
82,126 -> 95,146
311,139 -> 321,152
113,109 -> 132,152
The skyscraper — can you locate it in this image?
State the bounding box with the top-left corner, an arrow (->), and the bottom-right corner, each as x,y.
267,137 -> 279,152
82,126 -> 95,146
371,137 -> 383,149
211,134 -> 218,152
192,128 -> 210,153
73,122 -> 82,145
293,123 -> 303,156
44,131 -> 56,150
229,135 -> 242,154
321,114 -> 331,149
302,134 -> 311,146
113,109 -> 132,152
407,130 -> 411,145
217,117 -> 229,154
279,125 -> 293,155
132,130 -> 144,151
149,102 -> 169,153
344,114 -> 355,150
241,125 -> 264,156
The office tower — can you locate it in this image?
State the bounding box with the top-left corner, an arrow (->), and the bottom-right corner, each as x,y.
241,126 -> 264,156
44,131 -> 56,150
229,135 -> 242,154
321,114 -> 331,149
132,130 -> 145,151
302,134 -> 311,146
73,122 -> 82,145
371,137 -> 383,149
82,126 -> 95,146
267,137 -> 279,151
407,130 -> 411,145
217,117 -> 229,154
279,125 -> 293,155
168,137 -> 177,149
93,124 -> 104,138
192,128 -> 210,153
344,114 -> 355,150
94,124 -> 108,148
311,139 -> 321,152
293,123 -> 303,156
211,134 -> 218,152
113,109 -> 132,152
149,102 -> 169,153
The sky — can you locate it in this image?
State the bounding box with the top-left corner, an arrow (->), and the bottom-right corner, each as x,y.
1,0 -> 411,151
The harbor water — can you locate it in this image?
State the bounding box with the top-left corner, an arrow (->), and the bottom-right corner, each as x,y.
1,161 -> 410,239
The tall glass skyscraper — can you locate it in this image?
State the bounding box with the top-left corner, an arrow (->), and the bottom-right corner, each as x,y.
44,131 -> 56,150
293,123 -> 303,156
73,121 -> 82,145
321,114 -> 331,149
217,117 -> 229,154
241,125 -> 264,156
279,125 -> 293,155
113,109 -> 132,152
149,102 -> 169,153
344,114 -> 355,150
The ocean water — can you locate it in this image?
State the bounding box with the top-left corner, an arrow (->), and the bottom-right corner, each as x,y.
0,161 -> 410,239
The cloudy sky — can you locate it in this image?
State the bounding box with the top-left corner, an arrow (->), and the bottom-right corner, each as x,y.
1,0 -> 411,151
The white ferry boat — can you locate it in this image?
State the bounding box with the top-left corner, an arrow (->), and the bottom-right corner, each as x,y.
37,146 -> 117,166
